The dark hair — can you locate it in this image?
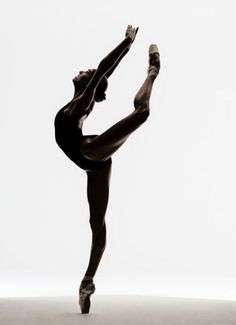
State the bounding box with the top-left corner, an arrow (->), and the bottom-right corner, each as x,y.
73,69 -> 108,101
94,75 -> 108,101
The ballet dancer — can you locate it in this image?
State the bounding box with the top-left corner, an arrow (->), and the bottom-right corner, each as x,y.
54,25 -> 160,313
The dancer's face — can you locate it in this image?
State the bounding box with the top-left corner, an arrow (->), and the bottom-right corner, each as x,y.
73,69 -> 108,103
73,69 -> 94,83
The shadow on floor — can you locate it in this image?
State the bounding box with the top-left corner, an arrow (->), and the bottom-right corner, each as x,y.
0,295 -> 236,325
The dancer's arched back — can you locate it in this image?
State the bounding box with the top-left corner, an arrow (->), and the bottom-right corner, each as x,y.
54,25 -> 160,313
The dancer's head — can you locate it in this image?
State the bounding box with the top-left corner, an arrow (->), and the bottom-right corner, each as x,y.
73,69 -> 108,102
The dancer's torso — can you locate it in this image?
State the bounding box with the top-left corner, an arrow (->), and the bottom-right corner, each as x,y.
54,103 -> 84,146
54,101 -> 112,171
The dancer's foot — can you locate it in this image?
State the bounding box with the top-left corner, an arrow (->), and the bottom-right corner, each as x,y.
79,280 -> 96,314
148,44 -> 160,76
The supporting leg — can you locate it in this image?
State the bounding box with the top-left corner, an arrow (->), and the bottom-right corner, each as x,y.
82,164 -> 111,280
83,223 -> 107,279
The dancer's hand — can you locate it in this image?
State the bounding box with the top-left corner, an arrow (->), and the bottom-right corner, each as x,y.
125,25 -> 139,43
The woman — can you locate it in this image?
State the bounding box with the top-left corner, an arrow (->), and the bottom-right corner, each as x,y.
54,25 -> 160,313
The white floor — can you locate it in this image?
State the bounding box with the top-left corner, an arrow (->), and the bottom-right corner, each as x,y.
0,295 -> 235,325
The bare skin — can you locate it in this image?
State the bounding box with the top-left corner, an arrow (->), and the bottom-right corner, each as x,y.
64,26 -> 160,285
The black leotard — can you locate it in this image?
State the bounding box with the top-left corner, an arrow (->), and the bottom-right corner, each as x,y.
54,106 -> 112,171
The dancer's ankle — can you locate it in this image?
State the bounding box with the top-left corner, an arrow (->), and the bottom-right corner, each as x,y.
82,275 -> 93,282
147,66 -> 159,78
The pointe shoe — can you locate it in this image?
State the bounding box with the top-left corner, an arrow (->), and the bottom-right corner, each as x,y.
148,44 -> 160,74
79,280 -> 96,314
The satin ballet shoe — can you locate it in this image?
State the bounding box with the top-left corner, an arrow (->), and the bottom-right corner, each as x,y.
79,280 -> 96,314
148,44 -> 160,74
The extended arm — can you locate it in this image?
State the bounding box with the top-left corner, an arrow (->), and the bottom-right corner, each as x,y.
83,36 -> 132,92
69,26 -> 138,115
105,46 -> 130,79
105,26 -> 139,79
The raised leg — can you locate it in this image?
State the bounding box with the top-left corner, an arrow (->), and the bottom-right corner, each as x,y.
80,45 -> 160,162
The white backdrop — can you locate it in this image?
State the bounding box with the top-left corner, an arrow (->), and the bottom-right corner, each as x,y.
1,0 -> 236,300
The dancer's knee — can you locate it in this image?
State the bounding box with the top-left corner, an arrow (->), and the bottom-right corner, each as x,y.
134,96 -> 147,109
134,104 -> 150,123
89,221 -> 106,249
133,98 -> 150,121
89,217 -> 105,229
